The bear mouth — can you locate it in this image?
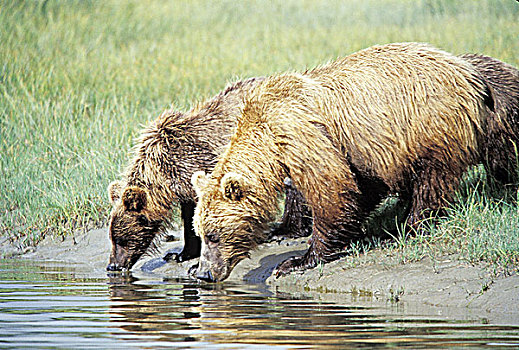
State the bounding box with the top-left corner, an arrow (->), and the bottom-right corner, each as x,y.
106,265 -> 132,279
106,261 -> 131,274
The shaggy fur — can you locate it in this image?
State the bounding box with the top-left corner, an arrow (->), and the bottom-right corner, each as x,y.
192,42 -> 494,282
265,54 -> 519,243
459,53 -> 519,189
106,77 -> 264,271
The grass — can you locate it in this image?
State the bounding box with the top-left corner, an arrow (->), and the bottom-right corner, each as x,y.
347,169 -> 519,274
1,0 -> 518,271
354,159 -> 519,271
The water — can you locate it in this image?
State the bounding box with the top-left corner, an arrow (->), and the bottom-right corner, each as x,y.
1,259 -> 518,349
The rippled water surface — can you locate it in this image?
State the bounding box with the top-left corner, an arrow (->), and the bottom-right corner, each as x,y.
1,259 -> 518,349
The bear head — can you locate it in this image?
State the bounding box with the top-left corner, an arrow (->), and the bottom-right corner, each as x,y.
106,181 -> 163,272
192,171 -> 272,282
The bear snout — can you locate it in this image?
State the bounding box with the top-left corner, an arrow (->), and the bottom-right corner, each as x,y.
106,262 -> 123,272
196,268 -> 214,282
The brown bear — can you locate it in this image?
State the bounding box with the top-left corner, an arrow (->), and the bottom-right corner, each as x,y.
192,42 -> 495,282
269,54 -> 519,242
106,77 -> 262,272
106,77 -> 311,272
459,53 -> 519,189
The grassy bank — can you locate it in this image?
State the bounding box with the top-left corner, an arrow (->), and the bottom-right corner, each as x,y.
352,189 -> 519,275
1,0 -> 518,265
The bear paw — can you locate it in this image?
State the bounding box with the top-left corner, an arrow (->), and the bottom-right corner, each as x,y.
163,249 -> 200,263
275,254 -> 317,277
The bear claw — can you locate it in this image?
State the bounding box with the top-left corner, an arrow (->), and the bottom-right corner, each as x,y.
163,245 -> 200,263
164,251 -> 197,263
275,255 -> 316,278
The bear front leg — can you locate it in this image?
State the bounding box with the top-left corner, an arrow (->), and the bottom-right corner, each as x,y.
269,177 -> 313,240
165,201 -> 201,263
275,220 -> 352,276
273,135 -> 371,277
275,191 -> 365,277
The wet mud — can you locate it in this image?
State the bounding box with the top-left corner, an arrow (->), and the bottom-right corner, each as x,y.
4,227 -> 518,323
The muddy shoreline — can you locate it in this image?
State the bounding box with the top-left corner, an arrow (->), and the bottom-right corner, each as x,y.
2,227 -> 518,324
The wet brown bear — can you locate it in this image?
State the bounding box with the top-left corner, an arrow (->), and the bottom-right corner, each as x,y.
107,77 -> 311,272
192,42 -> 494,282
272,54 -> 519,240
459,53 -> 519,189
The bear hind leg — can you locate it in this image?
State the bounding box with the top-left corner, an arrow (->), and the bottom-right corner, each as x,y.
483,133 -> 519,195
406,157 -> 465,228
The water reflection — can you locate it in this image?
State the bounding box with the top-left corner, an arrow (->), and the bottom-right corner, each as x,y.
108,275 -> 202,342
106,274 -> 519,348
1,259 -> 519,349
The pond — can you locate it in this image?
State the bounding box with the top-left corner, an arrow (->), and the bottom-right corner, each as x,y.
1,259 -> 518,349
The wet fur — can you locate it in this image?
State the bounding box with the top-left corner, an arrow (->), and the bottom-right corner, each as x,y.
460,53 -> 519,189
107,77 -> 264,270
193,42 -> 493,280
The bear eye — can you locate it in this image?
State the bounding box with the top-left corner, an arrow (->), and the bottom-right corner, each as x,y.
206,233 -> 220,244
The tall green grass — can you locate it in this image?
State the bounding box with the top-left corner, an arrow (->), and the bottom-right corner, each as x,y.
1,0 -> 518,248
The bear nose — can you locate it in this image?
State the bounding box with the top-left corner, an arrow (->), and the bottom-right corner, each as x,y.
106,262 -> 122,272
196,269 -> 214,282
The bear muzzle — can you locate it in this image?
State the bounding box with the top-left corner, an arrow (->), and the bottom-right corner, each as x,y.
106,262 -> 123,272
107,248 -> 133,273
196,268 -> 214,282
196,256 -> 218,282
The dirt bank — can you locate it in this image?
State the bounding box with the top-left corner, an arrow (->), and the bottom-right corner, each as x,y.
3,227 -> 518,323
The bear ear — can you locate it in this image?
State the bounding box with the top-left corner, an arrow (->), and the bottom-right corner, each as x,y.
108,180 -> 124,205
220,172 -> 248,201
191,171 -> 209,197
122,186 -> 147,212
